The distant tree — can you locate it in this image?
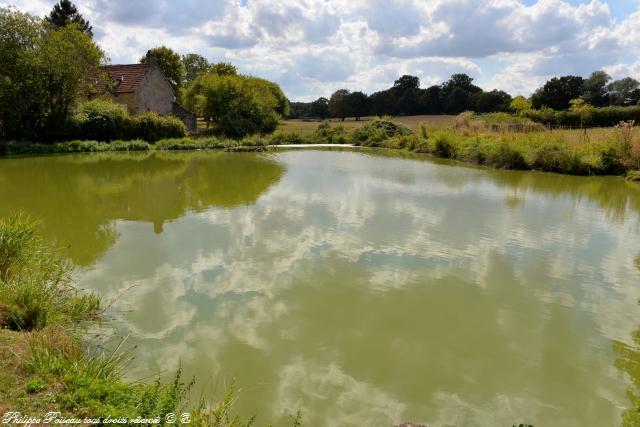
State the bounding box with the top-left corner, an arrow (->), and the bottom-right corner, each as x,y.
369,90 -> 396,116
210,62 -> 237,76
582,70 -> 611,107
393,75 -> 420,91
531,76 -> 584,110
509,95 -> 532,115
140,46 -> 185,91
607,77 -> 640,106
309,97 -> 329,119
182,53 -> 210,86
45,0 -> 92,36
473,90 -> 512,113
441,74 -> 482,95
419,86 -> 443,114
348,91 -> 370,120
444,87 -> 472,114
328,89 -> 351,120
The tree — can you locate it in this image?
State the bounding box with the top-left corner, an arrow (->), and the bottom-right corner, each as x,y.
393,75 -> 420,91
328,89 -> 351,120
531,76 -> 584,110
473,90 -> 511,113
0,7 -> 103,140
444,87 -> 472,114
569,98 -> 594,128
210,62 -> 237,76
509,95 -> 532,115
607,77 -> 640,106
184,73 -> 283,137
182,53 -> 210,86
441,74 -> 482,95
348,91 -> 370,120
582,70 -> 611,107
419,86 -> 443,114
140,46 -> 185,91
309,97 -> 329,119
46,0 -> 92,36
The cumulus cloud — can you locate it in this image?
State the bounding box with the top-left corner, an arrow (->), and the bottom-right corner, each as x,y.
2,0 -> 640,99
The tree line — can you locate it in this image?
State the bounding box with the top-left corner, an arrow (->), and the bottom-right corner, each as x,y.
290,71 -> 640,120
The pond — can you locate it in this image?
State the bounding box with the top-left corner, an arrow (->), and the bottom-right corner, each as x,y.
1,149 -> 639,427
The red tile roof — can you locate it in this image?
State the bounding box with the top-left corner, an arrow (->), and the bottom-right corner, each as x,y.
92,64 -> 149,94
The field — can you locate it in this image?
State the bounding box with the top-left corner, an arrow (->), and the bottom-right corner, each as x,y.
276,115 -> 457,135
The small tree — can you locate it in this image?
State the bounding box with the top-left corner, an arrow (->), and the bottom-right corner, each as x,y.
46,0 -> 92,36
509,95 -> 532,116
569,98 -> 594,129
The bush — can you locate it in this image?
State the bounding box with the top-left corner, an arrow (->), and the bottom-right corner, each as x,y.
128,112 -> 187,143
433,133 -> 457,158
352,117 -> 412,146
524,106 -> 640,128
74,99 -> 128,141
268,132 -> 310,145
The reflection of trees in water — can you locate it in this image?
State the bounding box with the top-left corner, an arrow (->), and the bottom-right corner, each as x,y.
0,152 -> 284,266
613,309 -> 640,426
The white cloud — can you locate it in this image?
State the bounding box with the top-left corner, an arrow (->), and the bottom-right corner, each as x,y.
2,0 -> 640,99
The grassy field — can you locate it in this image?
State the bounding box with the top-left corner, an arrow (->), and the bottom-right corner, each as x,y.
276,115 -> 457,135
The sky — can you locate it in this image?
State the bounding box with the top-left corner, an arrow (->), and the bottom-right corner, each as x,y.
3,0 -> 640,101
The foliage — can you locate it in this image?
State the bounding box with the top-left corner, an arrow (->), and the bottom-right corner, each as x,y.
141,46 -> 185,91
0,8 -> 103,141
351,117 -> 412,146
210,62 -> 238,77
328,89 -> 351,120
74,99 -> 128,141
568,98 -> 594,128
129,112 -> 187,142
583,70 -> 611,107
309,97 -> 329,119
182,53 -> 210,86
510,96 -> 533,115
45,0 -> 92,36
184,73 -> 284,137
531,75 -> 585,110
524,105 -> 640,128
608,77 -> 640,107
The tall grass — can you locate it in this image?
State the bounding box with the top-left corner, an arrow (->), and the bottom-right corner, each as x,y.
0,214 -> 100,331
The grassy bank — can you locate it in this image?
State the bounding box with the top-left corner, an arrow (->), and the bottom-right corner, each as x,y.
0,214 -> 299,426
3,114 -> 640,179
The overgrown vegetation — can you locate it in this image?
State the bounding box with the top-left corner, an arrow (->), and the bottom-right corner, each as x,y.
0,213 -> 300,425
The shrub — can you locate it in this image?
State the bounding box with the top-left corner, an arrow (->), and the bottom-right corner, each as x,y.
268,132 -> 310,145
313,121 -> 349,144
129,112 -> 187,143
352,117 -> 412,146
75,99 -> 128,141
433,133 -> 457,158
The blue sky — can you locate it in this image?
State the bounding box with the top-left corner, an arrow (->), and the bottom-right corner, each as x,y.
3,0 -> 640,101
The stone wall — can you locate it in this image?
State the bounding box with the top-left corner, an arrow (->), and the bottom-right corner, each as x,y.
172,102 -> 197,132
135,66 -> 175,115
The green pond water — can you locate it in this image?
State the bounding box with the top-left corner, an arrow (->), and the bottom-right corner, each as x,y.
1,149 -> 640,426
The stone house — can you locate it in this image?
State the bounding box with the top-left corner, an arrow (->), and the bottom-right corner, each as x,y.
89,52 -> 196,131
